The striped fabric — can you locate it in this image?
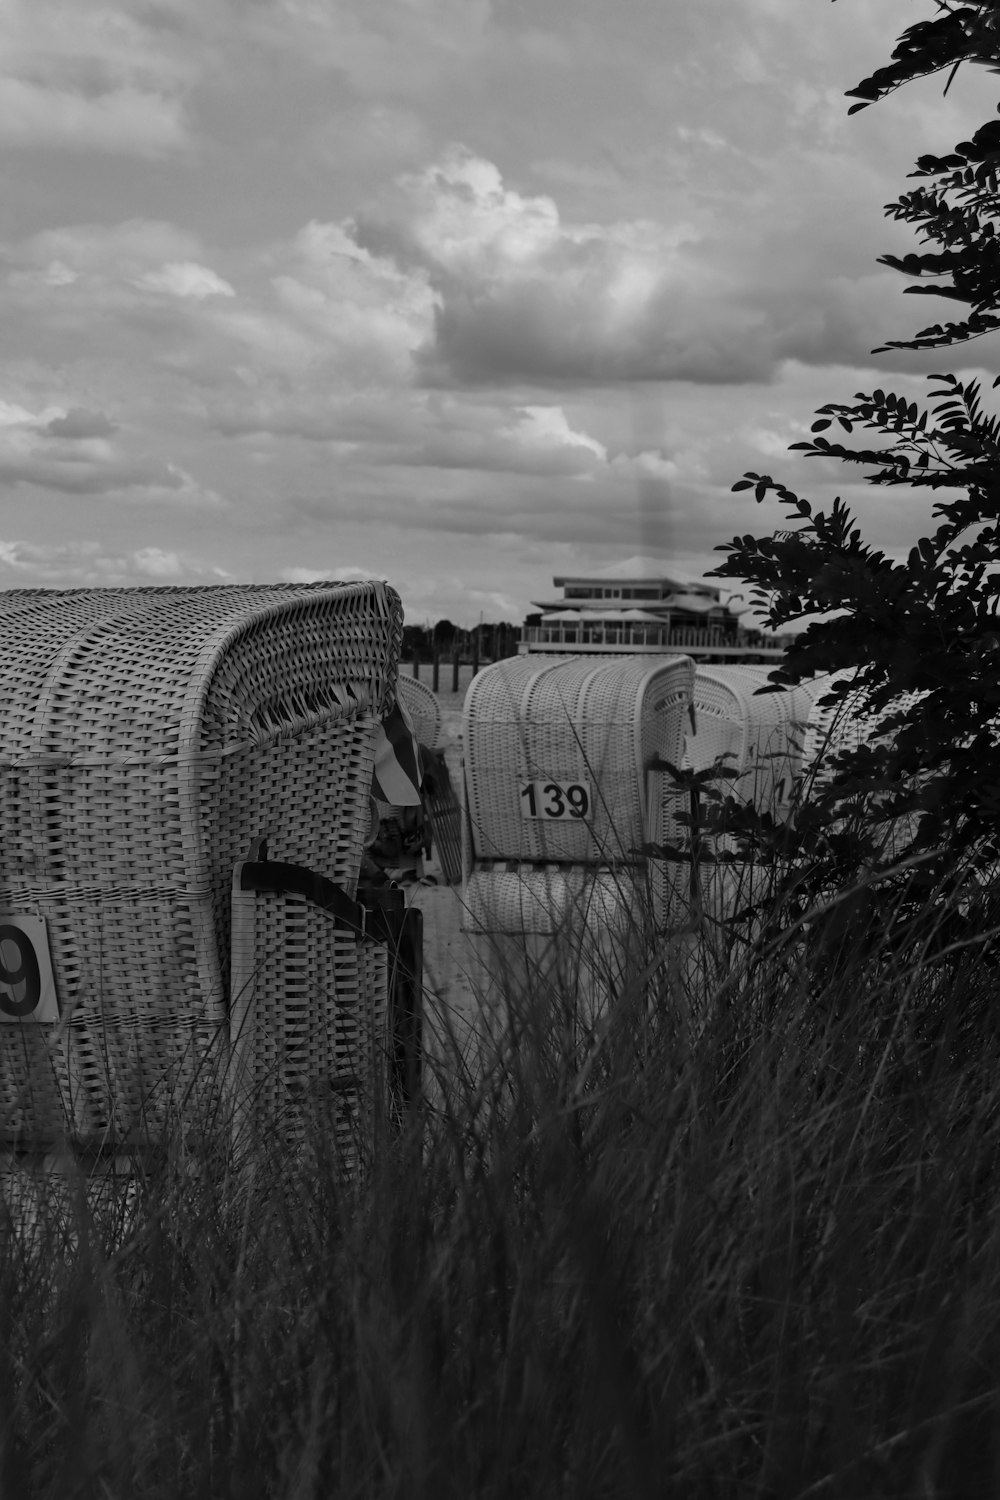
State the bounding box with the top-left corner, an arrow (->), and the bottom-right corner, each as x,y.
372,696 -> 424,806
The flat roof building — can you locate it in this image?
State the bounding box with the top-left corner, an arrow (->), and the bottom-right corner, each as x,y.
521,558 -> 786,661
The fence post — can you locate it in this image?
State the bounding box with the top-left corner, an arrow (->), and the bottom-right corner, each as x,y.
452,652 -> 460,693
432,650 -> 440,692
472,635 -> 479,677
412,649 -> 420,681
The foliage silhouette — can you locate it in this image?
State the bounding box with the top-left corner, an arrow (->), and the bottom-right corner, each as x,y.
708,0 -> 1000,950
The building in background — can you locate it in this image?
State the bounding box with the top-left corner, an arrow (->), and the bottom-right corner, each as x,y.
521,558 -> 785,661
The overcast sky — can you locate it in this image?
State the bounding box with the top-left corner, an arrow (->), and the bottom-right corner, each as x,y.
1,0 -> 998,626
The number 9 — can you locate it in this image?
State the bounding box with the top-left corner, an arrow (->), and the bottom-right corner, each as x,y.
568,784 -> 589,818
0,925 -> 41,1018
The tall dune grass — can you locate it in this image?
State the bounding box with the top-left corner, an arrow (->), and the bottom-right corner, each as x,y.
3,849 -> 1000,1498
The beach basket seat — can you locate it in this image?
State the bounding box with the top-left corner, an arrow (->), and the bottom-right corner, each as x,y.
684,665 -> 817,814
230,854 -> 422,1167
463,865 -> 646,1032
397,674 -> 442,751
0,582 -> 402,1148
797,670 -> 929,859
462,654 -> 695,873
461,654 -> 695,1013
800,672 -> 925,787
644,665 -> 819,936
419,749 -> 463,885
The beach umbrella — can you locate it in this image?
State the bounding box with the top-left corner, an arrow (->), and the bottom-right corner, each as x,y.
621,608 -> 667,624
541,609 -> 584,621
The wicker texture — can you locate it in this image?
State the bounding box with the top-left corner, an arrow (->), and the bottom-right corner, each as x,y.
641,666 -> 817,929
464,866 -> 644,1032
800,672 -> 926,787
683,665 -> 819,817
464,866 -> 637,936
797,671 -> 928,858
397,675 -> 442,750
0,582 -> 402,1144
230,877 -> 388,1167
421,751 -> 463,885
462,654 -> 695,868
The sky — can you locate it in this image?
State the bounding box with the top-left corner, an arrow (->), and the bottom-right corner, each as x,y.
1,0 -> 999,628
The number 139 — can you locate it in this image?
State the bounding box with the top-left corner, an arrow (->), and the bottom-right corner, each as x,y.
519,780 -> 590,820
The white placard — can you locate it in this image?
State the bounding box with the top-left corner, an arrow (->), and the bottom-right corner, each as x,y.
519,780 -> 591,821
0,914 -> 59,1023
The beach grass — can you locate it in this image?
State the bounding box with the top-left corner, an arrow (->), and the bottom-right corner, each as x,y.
3,841 -> 1000,1499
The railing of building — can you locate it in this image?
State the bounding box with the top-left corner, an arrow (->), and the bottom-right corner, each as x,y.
521,623 -> 781,653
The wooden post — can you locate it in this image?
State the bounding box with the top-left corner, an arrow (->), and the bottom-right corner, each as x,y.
432,650 -> 439,692
451,652 -> 460,693
472,633 -> 479,677
412,649 -> 419,681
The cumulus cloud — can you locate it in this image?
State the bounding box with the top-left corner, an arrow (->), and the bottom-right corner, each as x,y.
342,144 -> 952,388
264,221 -> 438,384
345,147 -> 776,384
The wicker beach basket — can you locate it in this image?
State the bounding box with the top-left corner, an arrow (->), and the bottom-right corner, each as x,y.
648,664 -> 821,936
397,674 -> 442,751
0,581 -> 402,1147
683,664 -> 817,819
462,653 -> 695,872
460,655 -> 695,1017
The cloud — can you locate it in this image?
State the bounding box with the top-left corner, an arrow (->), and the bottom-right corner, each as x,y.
0,537 -> 227,585
245,0 -> 493,95
263,220 -> 438,384
280,565 -> 385,585
0,397 -> 226,502
7,221 -> 210,299
0,2 -> 196,155
136,262 -> 236,300
0,221 -> 252,384
345,144 -> 960,388
0,78 -> 189,155
346,147 -> 781,385
45,407 -> 116,439
210,387 -> 632,478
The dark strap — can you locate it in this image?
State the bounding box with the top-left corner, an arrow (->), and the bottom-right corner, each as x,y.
239,860 -> 373,940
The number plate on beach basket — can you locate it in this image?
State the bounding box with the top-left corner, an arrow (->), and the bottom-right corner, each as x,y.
462,654 -> 695,869
0,582 -> 402,1147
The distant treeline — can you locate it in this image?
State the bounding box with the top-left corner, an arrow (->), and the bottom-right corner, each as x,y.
402,619 -> 520,661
